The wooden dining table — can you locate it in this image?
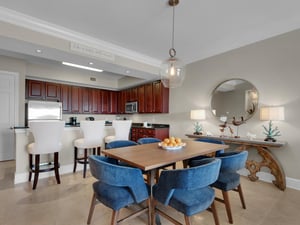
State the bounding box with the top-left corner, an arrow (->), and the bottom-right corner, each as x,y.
102,139 -> 228,224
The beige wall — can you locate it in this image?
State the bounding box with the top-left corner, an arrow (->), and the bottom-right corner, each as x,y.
147,29 -> 300,180
2,29 -> 300,183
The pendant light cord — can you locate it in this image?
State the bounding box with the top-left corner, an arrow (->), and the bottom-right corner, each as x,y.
169,2 -> 176,58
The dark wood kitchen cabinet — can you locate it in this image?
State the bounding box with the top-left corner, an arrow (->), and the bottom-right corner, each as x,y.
81,87 -> 92,114
153,80 -> 169,113
91,88 -> 102,114
101,90 -> 118,114
70,86 -> 82,113
45,82 -> 61,101
26,79 -> 61,101
130,127 -> 169,142
137,85 -> 145,113
144,82 -> 153,113
60,84 -> 71,113
117,90 -> 126,114
26,79 -> 45,100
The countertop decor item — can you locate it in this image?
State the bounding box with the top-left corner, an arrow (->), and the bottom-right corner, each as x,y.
260,106 -> 285,142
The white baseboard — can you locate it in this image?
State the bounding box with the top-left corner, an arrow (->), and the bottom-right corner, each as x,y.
239,168 -> 300,191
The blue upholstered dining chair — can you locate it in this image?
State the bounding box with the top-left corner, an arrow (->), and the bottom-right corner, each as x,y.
190,150 -> 248,224
87,155 -> 150,225
152,158 -> 222,225
183,138 -> 225,168
105,140 -> 138,166
106,140 -> 138,149
137,137 -> 161,144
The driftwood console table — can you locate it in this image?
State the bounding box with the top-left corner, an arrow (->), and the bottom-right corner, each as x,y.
186,134 -> 287,191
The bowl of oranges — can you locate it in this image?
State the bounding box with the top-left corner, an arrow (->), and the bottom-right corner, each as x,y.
158,137 -> 186,151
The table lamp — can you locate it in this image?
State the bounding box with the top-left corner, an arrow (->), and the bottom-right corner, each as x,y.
190,109 -> 206,135
260,106 -> 284,142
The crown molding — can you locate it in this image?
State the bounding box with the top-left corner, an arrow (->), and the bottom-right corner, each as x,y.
0,6 -> 161,68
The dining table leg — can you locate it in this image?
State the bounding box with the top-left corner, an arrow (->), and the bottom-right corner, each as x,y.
148,169 -> 161,225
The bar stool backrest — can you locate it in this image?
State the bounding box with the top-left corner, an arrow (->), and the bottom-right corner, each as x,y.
29,120 -> 65,154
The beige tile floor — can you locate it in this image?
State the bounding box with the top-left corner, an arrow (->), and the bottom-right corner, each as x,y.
1,160 -> 300,225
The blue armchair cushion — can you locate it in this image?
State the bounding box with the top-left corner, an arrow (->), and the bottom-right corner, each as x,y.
93,181 -> 139,210
160,186 -> 215,216
212,151 -> 248,191
89,155 -> 149,210
212,171 -> 240,191
153,158 -> 221,216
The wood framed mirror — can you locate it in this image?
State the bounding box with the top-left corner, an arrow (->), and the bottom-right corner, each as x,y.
210,79 -> 259,123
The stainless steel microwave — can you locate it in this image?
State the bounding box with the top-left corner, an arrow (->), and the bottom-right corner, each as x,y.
125,101 -> 138,113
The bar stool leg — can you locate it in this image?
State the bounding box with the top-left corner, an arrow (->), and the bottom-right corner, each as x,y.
32,154 -> 40,190
28,154 -> 33,181
73,147 -> 78,173
83,148 -> 88,178
54,152 -> 60,184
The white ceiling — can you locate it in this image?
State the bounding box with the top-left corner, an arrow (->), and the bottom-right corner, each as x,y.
1,0 -> 300,84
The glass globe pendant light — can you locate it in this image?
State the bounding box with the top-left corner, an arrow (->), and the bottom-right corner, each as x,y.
160,0 -> 186,88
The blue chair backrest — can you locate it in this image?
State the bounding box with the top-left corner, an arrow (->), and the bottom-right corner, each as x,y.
156,158 -> 221,205
195,138 -> 225,156
89,155 -> 148,202
106,140 -> 138,149
137,137 -> 161,144
217,150 -> 248,172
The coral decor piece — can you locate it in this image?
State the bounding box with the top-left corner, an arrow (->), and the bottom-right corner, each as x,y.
262,120 -> 281,142
193,121 -> 203,135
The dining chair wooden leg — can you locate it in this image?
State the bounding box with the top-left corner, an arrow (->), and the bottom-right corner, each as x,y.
73,146 -> 78,173
184,215 -> 192,225
32,154 -> 40,190
111,210 -> 119,225
87,193 -> 97,225
210,201 -> 220,225
54,152 -> 60,184
236,184 -> 246,209
222,190 -> 233,224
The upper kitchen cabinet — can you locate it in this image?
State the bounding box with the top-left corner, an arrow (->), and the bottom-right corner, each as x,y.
153,80 -> 169,113
45,82 -> 61,101
26,79 -> 45,100
101,90 -> 118,114
60,84 -> 71,113
91,88 -> 102,114
138,85 -> 145,113
26,79 -> 61,101
143,80 -> 169,113
117,90 -> 126,114
70,86 -> 82,113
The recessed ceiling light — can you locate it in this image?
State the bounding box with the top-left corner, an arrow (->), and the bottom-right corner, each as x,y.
62,61 -> 103,73
125,70 -> 131,74
88,62 -> 94,65
36,49 -> 42,53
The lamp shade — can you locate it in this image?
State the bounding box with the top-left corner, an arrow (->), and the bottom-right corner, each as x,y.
190,109 -> 206,120
260,107 -> 285,121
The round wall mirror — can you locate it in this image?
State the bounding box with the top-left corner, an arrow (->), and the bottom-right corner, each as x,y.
210,79 -> 259,123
